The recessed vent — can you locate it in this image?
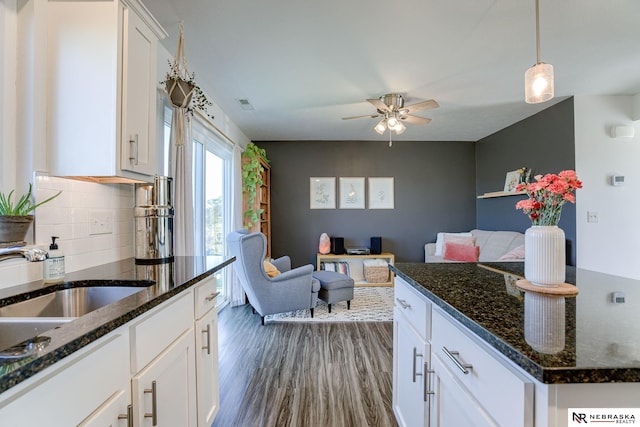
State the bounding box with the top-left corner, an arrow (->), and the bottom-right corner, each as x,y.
237,98 -> 254,110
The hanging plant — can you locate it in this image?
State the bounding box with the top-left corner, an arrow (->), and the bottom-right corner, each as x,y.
242,143 -> 269,228
160,23 -> 214,119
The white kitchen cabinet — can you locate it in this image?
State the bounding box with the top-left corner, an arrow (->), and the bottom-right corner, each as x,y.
78,390 -> 131,427
0,328 -> 131,427
393,276 -> 431,427
46,0 -> 166,182
193,276 -> 220,427
132,328 -> 197,427
428,308 -> 534,427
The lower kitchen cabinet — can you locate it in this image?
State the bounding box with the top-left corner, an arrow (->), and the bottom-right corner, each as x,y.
0,329 -> 131,426
132,328 -> 197,427
0,276 -> 221,427
393,276 -> 431,427
78,389 -> 131,427
194,276 -> 220,427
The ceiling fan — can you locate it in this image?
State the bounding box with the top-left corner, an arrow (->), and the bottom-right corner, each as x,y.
342,93 -> 439,145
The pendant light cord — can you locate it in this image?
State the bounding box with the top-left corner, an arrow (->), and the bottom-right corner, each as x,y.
535,0 -> 541,64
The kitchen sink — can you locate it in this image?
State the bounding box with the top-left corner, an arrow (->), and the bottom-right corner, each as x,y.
0,286 -> 147,318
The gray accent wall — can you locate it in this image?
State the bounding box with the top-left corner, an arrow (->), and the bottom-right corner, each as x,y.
475,98 -> 576,265
257,140 -> 477,267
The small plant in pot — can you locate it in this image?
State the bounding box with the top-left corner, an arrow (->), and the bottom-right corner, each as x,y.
160,23 -> 214,119
0,184 -> 61,244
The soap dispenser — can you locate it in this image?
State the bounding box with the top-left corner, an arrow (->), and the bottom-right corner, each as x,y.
44,236 -> 65,284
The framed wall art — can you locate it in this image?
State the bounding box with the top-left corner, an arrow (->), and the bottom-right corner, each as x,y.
368,177 -> 394,209
339,177 -> 365,209
310,177 -> 335,209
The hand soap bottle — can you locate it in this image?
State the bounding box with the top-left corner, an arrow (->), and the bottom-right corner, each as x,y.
44,236 -> 65,284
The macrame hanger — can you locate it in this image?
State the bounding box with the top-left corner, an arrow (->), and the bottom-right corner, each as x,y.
173,21 -> 190,78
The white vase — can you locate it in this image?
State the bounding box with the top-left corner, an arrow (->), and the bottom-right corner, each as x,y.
524,225 -> 565,286
524,292 -> 566,354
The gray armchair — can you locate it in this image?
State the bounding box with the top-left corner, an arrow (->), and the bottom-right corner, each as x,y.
227,230 -> 320,324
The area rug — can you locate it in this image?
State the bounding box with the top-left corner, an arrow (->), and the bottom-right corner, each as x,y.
265,286 -> 393,323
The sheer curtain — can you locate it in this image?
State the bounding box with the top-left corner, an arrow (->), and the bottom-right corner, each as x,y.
229,143 -> 246,306
170,108 -> 195,256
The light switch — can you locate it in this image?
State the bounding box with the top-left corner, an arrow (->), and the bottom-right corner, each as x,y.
89,210 -> 114,235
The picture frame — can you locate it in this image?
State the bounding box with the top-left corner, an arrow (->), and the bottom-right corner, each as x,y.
504,170 -> 522,192
339,177 -> 365,209
310,177 -> 336,209
368,177 -> 394,209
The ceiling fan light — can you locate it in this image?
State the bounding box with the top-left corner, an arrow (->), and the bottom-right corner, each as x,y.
394,121 -> 406,134
387,117 -> 399,128
525,62 -> 554,103
374,119 -> 387,135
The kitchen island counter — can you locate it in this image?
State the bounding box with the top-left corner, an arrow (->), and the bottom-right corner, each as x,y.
391,262 -> 640,384
0,256 -> 234,393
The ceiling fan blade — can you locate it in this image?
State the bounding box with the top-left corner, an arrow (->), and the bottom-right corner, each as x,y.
342,114 -> 381,120
400,115 -> 432,125
403,99 -> 439,114
367,98 -> 391,112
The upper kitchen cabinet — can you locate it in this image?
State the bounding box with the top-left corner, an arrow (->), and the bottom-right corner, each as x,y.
46,0 -> 167,183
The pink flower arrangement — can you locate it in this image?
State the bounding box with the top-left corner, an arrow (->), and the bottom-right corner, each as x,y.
515,170 -> 582,225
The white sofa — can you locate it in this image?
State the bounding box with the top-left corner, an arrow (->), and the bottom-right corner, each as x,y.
424,229 -> 525,262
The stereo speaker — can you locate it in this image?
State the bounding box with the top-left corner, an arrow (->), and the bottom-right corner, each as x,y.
370,236 -> 382,255
331,237 -> 345,255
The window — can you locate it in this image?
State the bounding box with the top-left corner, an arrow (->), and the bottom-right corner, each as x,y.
163,108 -> 233,306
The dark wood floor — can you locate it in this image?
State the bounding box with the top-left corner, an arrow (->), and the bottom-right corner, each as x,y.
213,304 -> 397,427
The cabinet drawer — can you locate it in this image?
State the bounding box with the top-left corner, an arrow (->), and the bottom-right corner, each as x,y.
194,276 -> 217,319
431,309 -> 533,427
394,276 -> 430,340
130,290 -> 193,372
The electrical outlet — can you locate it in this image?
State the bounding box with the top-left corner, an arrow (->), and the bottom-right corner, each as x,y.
587,211 -> 598,223
89,211 -> 114,235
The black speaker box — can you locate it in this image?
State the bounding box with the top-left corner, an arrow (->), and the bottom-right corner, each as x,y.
370,236 -> 382,255
331,237 -> 345,255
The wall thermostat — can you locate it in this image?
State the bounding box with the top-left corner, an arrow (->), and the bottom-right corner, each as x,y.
610,175 -> 625,186
611,292 -> 625,304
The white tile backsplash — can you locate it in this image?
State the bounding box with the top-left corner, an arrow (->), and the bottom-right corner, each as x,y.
29,174 -> 135,276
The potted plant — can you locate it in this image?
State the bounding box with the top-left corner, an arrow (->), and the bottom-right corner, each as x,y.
0,184 -> 61,243
160,23 -> 214,119
241,143 -> 269,228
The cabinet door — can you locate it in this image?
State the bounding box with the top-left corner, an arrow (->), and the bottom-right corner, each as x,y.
78,389 -> 131,427
429,354 -> 498,427
132,329 -> 197,427
195,307 -> 219,426
120,4 -> 158,176
393,310 -> 429,427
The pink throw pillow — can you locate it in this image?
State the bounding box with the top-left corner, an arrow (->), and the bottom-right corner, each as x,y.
443,242 -> 480,262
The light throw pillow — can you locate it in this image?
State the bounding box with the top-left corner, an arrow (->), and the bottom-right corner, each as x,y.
263,260 -> 281,277
498,244 -> 526,260
434,232 -> 473,257
443,242 -> 480,262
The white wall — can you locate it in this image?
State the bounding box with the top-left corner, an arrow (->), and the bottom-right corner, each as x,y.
0,0 -> 17,190
574,95 -> 640,279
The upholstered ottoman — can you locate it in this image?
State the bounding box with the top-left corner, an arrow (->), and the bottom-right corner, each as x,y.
312,270 -> 355,313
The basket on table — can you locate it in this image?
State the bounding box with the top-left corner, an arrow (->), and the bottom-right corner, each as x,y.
363,259 -> 389,283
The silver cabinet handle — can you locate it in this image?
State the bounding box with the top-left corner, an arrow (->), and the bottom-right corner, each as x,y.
202,323 -> 211,355
118,404 -> 133,427
396,298 -> 411,309
412,347 -> 423,382
144,380 -> 158,425
424,362 -> 435,402
205,292 -> 217,302
129,134 -> 138,165
442,346 -> 473,375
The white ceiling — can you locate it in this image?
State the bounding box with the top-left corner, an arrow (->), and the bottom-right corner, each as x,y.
144,0 -> 640,142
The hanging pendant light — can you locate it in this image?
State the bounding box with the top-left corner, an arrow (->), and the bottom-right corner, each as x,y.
525,0 -> 554,104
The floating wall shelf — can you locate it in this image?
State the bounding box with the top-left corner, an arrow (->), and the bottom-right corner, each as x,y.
477,190 -> 527,199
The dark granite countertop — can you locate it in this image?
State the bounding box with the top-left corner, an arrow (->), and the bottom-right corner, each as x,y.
390,262 -> 640,384
0,256 -> 234,393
